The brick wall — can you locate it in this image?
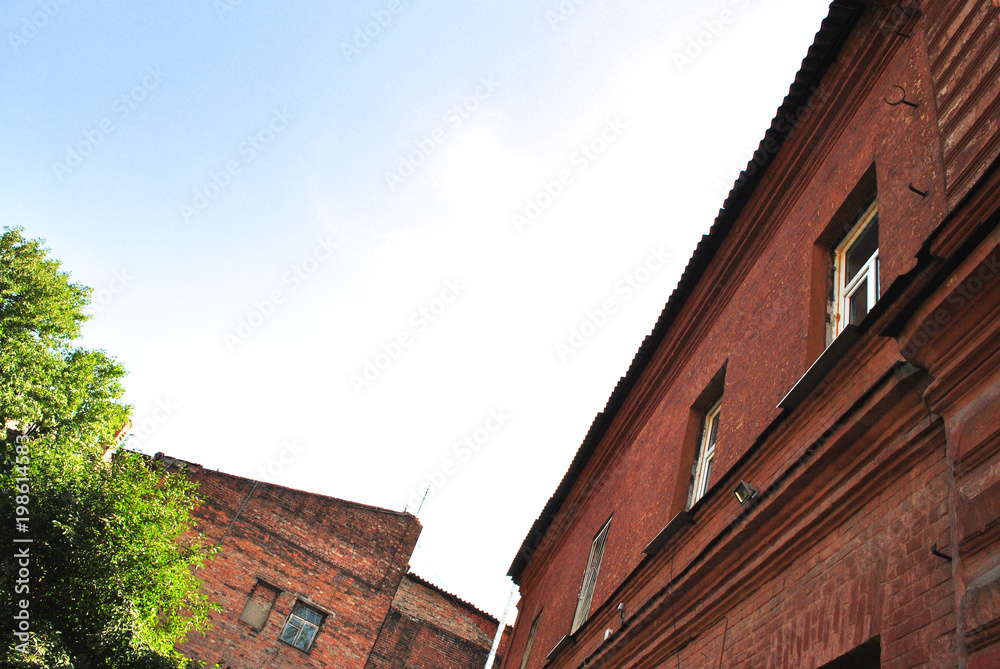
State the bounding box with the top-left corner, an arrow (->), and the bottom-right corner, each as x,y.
170,458 -> 421,669
503,2 -> 1000,667
366,574 -> 508,669
168,457 -> 504,669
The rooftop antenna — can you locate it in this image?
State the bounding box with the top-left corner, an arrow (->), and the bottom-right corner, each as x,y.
414,485 -> 431,516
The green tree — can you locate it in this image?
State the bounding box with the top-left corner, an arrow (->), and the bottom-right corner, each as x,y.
0,227 -> 216,668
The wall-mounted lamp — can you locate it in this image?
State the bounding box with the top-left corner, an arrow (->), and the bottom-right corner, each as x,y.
734,481 -> 758,505
617,602 -> 625,627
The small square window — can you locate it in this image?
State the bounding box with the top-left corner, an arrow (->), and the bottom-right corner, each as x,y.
834,201 -> 879,335
280,602 -> 324,652
691,399 -> 721,505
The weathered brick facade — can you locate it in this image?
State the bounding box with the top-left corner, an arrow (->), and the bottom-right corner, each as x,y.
165,457 -> 504,668
368,573 -> 511,669
503,2 -> 1000,668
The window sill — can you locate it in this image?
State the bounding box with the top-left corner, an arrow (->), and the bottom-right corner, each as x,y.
544,634 -> 574,663
777,324 -> 861,410
642,511 -> 694,556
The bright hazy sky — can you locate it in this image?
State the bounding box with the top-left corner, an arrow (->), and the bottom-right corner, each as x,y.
2,0 -> 832,623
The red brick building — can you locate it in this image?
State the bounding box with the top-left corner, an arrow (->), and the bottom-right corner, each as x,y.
503,2 -> 1000,668
368,573 -> 512,669
162,456 -> 507,669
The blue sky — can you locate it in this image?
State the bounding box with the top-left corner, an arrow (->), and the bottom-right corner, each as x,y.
3,0 -> 832,623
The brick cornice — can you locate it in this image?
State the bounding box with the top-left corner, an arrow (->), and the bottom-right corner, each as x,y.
516,1 -> 911,591
566,364 -> 939,669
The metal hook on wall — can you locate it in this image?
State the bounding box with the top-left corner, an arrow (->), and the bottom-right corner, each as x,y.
908,183 -> 929,197
884,84 -> 920,108
931,543 -> 952,562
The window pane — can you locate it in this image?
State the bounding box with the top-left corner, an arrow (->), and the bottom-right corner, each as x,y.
707,411 -> 720,450
572,520 -> 611,632
849,279 -> 868,325
280,619 -> 301,644
295,604 -> 323,625
296,624 -> 317,651
845,219 -> 878,282
703,457 -> 713,491
520,614 -> 543,669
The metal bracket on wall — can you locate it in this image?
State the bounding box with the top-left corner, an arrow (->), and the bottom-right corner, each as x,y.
931,543 -> 953,562
884,85 -> 920,108
880,5 -> 920,38
908,183 -> 929,197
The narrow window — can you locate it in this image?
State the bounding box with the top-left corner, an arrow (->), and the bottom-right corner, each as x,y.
280,602 -> 324,652
571,519 -> 611,634
239,580 -> 280,631
519,611 -> 543,669
834,200 -> 879,335
691,399 -> 722,505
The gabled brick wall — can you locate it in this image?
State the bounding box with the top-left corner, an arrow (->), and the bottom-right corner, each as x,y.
366,574 -> 510,669
169,457 -> 421,668
167,456 -> 502,668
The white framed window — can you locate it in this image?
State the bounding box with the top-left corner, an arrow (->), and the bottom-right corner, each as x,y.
279,602 -> 323,652
571,519 -> 611,634
519,611 -> 543,669
834,201 -> 879,335
691,399 -> 721,505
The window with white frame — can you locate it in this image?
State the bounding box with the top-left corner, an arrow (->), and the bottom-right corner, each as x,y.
570,519 -> 611,634
279,602 -> 323,652
691,399 -> 721,505
519,611 -> 543,669
834,201 -> 879,335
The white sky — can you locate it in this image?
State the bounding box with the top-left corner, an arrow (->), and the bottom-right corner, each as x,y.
1,0 -> 833,622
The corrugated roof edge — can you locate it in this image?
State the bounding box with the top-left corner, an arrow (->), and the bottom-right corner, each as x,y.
507,0 -> 866,583
404,571 -> 504,625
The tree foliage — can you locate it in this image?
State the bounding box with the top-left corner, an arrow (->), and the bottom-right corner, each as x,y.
0,227 -> 217,667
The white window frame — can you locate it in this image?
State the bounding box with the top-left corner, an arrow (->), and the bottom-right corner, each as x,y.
279,602 -> 323,652
570,519 -> 611,634
834,201 -> 879,335
691,399 -> 721,505
519,611 -> 543,669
